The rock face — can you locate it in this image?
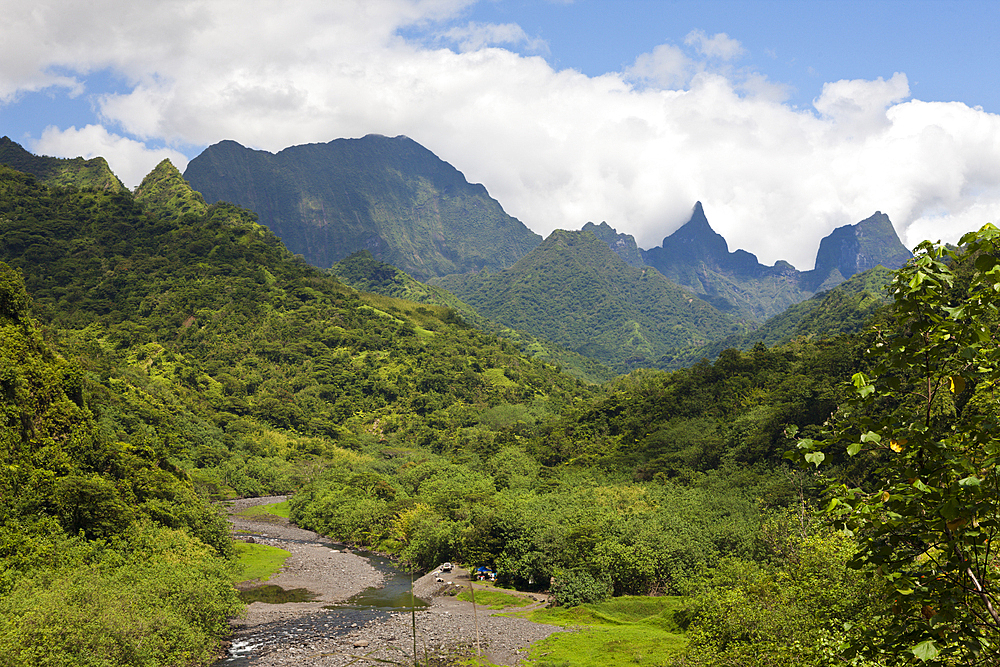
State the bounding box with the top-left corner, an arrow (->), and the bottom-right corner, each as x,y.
631,202 -> 912,322
183,135 -> 541,280
638,203 -> 811,321
581,221 -> 645,267
810,212 -> 912,288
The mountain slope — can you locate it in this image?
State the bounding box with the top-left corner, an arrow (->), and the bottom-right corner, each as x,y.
331,250 -> 615,383
656,265 -> 895,369
0,136 -> 126,192
0,160 -> 591,470
183,135 -> 542,280
433,229 -> 743,370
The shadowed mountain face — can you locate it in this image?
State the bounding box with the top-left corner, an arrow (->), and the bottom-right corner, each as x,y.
809,212 -> 912,287
634,202 -> 911,322
183,135 -> 541,280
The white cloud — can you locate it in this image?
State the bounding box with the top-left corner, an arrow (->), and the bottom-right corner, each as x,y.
813,72 -> 910,137
33,124 -> 189,187
624,44 -> 692,89
3,1 -> 1000,270
440,21 -> 547,53
684,30 -> 746,61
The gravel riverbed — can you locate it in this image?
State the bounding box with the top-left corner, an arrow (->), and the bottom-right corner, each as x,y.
222,496 -> 568,666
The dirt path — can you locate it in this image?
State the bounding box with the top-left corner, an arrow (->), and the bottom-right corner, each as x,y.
222,497 -> 568,666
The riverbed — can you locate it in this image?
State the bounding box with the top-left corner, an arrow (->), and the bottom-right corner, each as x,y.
219,496 -> 567,666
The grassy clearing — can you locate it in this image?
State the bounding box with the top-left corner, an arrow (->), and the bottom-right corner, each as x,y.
236,500 -> 291,519
456,589 -> 534,610
517,596 -> 688,667
233,542 -> 291,583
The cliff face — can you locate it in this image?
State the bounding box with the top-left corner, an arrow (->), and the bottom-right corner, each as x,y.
811,211 -> 912,285
183,135 -> 541,280
629,203 -> 913,322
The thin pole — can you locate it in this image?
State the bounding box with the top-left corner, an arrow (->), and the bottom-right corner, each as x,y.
470,576 -> 481,657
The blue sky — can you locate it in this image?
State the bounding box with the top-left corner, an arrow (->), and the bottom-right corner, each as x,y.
458,1 -> 1000,113
2,0 -> 999,269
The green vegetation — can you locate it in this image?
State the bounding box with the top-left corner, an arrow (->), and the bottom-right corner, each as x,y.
433,229 -> 744,372
457,588 -> 532,609
332,250 -> 615,383
3,145 -> 997,667
183,135 -> 542,279
233,542 -> 291,583
236,500 -> 292,519
522,596 -> 687,666
795,225 -> 1000,663
660,266 -> 895,369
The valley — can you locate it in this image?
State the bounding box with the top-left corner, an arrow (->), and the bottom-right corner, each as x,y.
1,136 -> 997,666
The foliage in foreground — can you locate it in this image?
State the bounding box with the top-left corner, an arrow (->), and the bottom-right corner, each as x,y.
0,522 -> 241,667
795,225 -> 1000,663
1,263 -> 240,665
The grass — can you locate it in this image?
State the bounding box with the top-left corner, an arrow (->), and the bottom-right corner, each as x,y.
232,542 -> 291,583
236,500 -> 291,519
516,596 -> 688,667
456,589 -> 534,610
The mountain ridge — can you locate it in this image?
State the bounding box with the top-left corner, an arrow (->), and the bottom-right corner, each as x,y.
183,135 -> 542,280
432,228 -> 744,371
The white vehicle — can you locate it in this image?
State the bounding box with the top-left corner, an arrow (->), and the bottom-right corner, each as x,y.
440,562 -> 453,572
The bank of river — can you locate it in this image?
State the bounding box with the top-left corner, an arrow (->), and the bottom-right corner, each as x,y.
219,496 -> 567,666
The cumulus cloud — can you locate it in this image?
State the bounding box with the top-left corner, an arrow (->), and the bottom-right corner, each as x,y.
440,21 -> 547,53
4,1 -> 1000,270
33,124 -> 190,187
684,29 -> 746,60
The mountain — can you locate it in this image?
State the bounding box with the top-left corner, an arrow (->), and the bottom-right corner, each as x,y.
581,221 -> 645,267
803,211 -> 912,290
432,228 -> 743,371
0,136 -> 126,192
330,250 -> 615,383
656,265 -> 895,369
183,135 -> 542,280
133,158 -> 209,219
637,202 -> 911,322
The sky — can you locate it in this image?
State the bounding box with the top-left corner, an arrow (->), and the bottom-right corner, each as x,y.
2,0 -> 1000,270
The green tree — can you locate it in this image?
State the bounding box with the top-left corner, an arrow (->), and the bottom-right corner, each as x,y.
794,224 -> 1000,663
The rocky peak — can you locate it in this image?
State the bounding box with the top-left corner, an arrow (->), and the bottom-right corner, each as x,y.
812,211 -> 912,285
134,159 -> 208,219
581,221 -> 645,267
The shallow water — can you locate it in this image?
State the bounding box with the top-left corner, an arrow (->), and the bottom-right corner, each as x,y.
215,533 -> 426,665
336,550 -> 429,613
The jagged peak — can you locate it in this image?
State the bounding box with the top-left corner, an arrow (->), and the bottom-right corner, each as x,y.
134,158 -> 208,219
662,201 -> 730,255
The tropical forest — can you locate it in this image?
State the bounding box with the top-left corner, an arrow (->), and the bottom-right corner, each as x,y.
1,135 -> 998,667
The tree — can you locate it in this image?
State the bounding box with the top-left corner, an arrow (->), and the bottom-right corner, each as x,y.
793,225 -> 1000,663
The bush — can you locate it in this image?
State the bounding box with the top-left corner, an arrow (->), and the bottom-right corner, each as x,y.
552,568 -> 612,607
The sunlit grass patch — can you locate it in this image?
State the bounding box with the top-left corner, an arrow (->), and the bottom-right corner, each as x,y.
236,500 -> 291,519
457,589 -> 533,610
525,625 -> 687,667
233,542 -> 291,583
519,596 -> 687,666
